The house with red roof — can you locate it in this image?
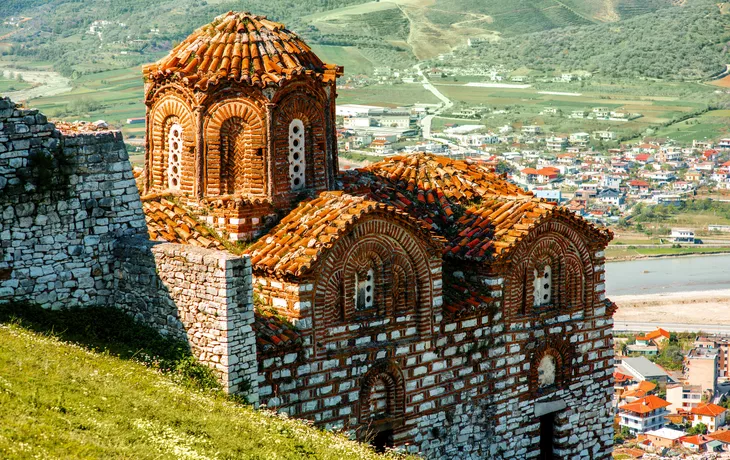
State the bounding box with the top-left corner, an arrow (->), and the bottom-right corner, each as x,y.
680,434 -> 715,452
691,403 -> 727,432
634,153 -> 653,165
619,395 -> 671,435
704,149 -> 720,162
628,180 -> 650,194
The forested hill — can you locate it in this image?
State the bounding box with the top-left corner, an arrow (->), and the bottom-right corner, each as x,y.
451,0 -> 730,80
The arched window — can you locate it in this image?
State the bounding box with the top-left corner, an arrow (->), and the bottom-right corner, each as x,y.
356,268 -> 375,311
533,265 -> 552,307
167,123 -> 183,191
220,118 -> 246,194
288,119 -> 306,191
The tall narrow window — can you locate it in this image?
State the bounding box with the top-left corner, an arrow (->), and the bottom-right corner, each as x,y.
356,268 -> 375,310
168,123 -> 183,191
220,118 -> 246,194
288,119 -> 306,191
533,265 -> 552,307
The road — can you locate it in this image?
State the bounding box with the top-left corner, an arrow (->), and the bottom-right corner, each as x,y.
614,321 -> 730,335
414,63 -> 453,140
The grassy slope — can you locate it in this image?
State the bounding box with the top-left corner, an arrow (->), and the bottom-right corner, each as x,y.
0,318 -> 408,459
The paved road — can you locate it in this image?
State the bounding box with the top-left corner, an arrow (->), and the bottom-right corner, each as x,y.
614,321 -> 730,335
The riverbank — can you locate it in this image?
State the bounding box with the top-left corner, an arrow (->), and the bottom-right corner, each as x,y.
613,289 -> 730,326
605,246 -> 730,262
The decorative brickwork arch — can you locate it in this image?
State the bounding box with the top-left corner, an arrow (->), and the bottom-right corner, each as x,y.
204,100 -> 266,197
358,360 -> 405,428
529,337 -> 573,396
273,93 -> 328,200
312,214 -> 441,353
321,270 -> 345,325
503,218 -> 595,319
148,95 -> 196,194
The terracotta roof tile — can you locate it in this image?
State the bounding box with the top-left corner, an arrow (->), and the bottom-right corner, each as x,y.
144,11 -> 343,89
142,196 -> 228,250
245,191 -> 444,277
254,307 -> 302,355
342,153 -> 612,262
619,395 -> 670,414
709,430 -> 730,443
691,403 -> 726,417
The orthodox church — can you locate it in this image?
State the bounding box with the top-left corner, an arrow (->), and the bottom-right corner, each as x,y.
141,11 -> 616,459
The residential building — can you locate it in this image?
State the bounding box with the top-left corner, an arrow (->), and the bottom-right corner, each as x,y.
619,357 -> 673,387
597,189 -> 624,207
644,427 -> 686,449
719,138 -> 730,150
618,395 -> 671,435
671,229 -> 696,243
691,403 -> 727,432
343,117 -> 372,129
666,383 -> 703,412
680,434 -> 715,452
546,136 -> 568,152
686,347 -> 719,396
522,125 -> 542,135
593,131 -> 616,141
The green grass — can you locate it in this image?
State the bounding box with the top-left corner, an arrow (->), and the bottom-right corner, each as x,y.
0,76 -> 32,93
639,109 -> 730,144
0,304 -> 410,460
338,83 -> 440,107
605,246 -> 730,259
310,45 -> 375,75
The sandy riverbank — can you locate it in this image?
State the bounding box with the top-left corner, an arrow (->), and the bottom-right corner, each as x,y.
613,289 -> 730,325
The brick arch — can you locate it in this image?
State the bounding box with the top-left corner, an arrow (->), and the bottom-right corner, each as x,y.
148,94 -> 196,194
503,218 -> 595,318
390,253 -> 417,316
358,360 -> 406,427
204,99 -> 266,197
273,92 -> 328,199
312,215 -> 439,352
321,269 -> 344,326
529,337 -> 573,396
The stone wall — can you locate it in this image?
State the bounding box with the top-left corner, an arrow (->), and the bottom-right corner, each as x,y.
113,238 -> 258,400
0,98 -> 147,307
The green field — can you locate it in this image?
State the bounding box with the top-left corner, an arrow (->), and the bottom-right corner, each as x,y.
639,109 -> 730,144
0,76 -> 31,94
605,246 -> 730,260
311,45 -> 375,76
338,83 -> 440,106
428,78 -> 716,140
0,305 -> 406,460
25,66 -> 145,137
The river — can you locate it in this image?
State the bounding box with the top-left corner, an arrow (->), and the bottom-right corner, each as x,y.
605,254 -> 730,296
0,67 -> 72,101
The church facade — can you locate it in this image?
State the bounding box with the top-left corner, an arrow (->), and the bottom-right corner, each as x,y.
141,12 -> 616,458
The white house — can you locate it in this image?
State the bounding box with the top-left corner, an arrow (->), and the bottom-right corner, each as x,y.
690,403 -> 727,432
671,228 -> 696,243
619,395 -> 671,435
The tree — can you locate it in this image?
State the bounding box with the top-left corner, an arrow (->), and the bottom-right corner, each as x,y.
687,422 -> 707,435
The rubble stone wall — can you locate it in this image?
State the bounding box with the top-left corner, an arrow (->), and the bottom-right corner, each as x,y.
113,238 -> 259,399
0,98 -> 147,307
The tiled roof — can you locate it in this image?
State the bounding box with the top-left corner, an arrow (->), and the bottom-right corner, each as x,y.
342,154 -> 611,262
614,372 -> 633,384
637,380 -> 657,393
692,403 -> 726,417
680,434 -> 712,445
619,395 -> 670,414
442,274 -> 496,319
255,307 -> 302,355
246,191 -> 444,277
142,196 -> 228,250
708,430 -> 730,443
144,11 -> 343,89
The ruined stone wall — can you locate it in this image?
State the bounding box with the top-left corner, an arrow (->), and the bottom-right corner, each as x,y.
0,98 -> 147,307
113,238 -> 258,399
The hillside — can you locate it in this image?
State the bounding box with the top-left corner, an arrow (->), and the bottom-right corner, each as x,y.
0,305 -> 409,459
446,0 -> 729,80
0,0 -> 708,75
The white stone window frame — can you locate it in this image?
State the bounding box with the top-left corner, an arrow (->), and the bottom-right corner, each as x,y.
167,123 -> 183,191
533,265 -> 552,307
288,119 -> 306,191
355,268 -> 375,311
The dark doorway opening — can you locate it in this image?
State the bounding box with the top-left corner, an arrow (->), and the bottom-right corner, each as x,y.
371,429 -> 394,453
539,413 -> 555,459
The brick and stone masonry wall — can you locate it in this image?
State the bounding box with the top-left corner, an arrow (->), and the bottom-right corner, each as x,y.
113,239 -> 259,400
0,98 -> 147,306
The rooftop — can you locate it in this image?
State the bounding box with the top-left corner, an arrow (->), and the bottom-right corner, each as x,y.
691,403 -> 726,417
144,11 -> 342,89
619,395 -> 671,414
621,356 -> 671,380
645,427 -> 686,441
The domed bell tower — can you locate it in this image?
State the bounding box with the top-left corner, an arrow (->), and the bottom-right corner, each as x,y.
143,11 -> 343,241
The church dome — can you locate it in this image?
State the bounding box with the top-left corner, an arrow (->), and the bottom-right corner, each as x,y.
144,11 -> 343,89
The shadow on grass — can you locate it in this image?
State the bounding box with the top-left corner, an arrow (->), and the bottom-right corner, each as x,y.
0,302 -> 220,391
